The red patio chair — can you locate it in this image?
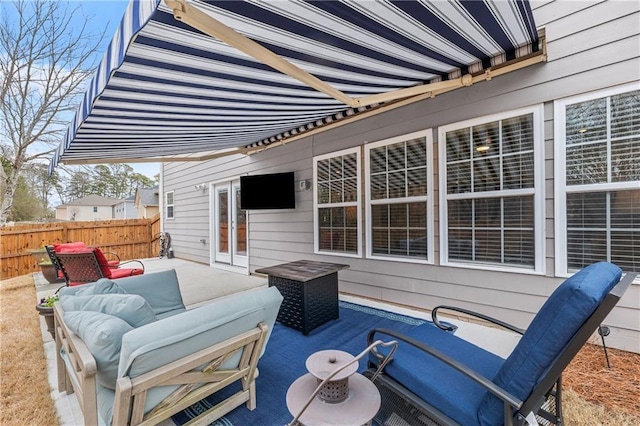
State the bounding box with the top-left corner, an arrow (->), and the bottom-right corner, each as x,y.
53,242 -> 120,268
50,244 -> 144,286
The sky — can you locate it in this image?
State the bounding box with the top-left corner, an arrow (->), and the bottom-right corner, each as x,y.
67,0 -> 160,179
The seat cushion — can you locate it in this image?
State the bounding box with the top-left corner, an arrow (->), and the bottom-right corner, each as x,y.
382,323 -> 504,426
64,311 -> 133,389
156,307 -> 187,319
478,262 -> 622,425
60,294 -> 157,327
106,267 -> 144,279
118,286 -> 283,380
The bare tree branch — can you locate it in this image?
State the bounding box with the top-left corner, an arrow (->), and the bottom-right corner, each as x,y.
0,0 -> 108,222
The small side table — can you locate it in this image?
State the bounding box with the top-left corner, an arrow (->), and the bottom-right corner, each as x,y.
287,350 -> 381,425
255,260 -> 349,335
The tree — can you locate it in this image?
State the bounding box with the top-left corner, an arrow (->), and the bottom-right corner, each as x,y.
8,175 -> 46,221
65,170 -> 93,201
60,164 -> 155,203
0,0 -> 107,223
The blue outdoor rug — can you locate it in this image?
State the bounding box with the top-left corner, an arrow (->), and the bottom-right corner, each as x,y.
172,301 -> 429,426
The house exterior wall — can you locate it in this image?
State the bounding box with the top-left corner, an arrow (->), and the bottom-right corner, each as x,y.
161,1 -> 640,352
62,205 -> 114,221
55,206 -> 67,221
114,201 -> 138,219
140,206 -> 159,219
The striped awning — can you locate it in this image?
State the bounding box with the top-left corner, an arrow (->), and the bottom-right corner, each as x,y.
49,0 -> 543,172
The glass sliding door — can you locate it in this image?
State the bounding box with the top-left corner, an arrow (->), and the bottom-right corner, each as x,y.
213,181 -> 247,268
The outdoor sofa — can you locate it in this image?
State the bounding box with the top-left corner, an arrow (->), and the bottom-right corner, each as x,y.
53,269 -> 283,425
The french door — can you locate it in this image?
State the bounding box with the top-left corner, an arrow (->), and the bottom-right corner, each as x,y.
212,181 -> 247,269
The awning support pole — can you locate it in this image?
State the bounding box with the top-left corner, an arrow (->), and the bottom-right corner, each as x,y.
166,1 -> 546,110
165,0 -> 357,107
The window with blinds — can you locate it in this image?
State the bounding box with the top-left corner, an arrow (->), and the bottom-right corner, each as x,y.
314,148 -> 360,256
441,108 -> 542,270
165,191 -> 174,219
558,86 -> 640,273
365,131 -> 432,262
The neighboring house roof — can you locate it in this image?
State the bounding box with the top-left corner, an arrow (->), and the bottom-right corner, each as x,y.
57,194 -> 121,208
136,186 -> 159,207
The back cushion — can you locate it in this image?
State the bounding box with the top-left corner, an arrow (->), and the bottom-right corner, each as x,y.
60,294 -> 157,327
93,248 -> 114,277
54,242 -> 89,253
74,279 -> 128,296
64,311 -> 133,389
115,269 -> 185,315
478,262 -> 622,425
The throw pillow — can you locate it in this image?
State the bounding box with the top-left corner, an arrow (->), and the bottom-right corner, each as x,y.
74,279 -> 128,296
60,294 -> 157,327
63,311 -> 133,389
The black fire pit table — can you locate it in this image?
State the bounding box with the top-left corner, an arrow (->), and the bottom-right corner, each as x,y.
255,259 -> 350,335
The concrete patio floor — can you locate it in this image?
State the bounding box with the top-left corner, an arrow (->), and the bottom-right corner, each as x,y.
36,257 -> 520,425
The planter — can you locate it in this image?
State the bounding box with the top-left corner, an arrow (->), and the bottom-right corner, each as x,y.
35,304 -> 56,340
30,248 -> 49,264
39,263 -> 64,284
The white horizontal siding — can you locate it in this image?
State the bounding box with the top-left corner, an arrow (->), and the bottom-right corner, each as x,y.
162,0 -> 640,352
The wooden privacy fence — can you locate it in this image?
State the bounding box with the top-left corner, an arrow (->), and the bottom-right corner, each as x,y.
0,215 -> 162,280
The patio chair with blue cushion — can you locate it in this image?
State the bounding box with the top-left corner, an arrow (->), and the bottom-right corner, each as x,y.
366,262 -> 634,426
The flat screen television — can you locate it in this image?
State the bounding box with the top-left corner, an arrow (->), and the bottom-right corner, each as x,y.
240,172 -> 295,210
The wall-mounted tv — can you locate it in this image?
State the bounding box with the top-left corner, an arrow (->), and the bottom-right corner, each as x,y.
240,172 -> 295,210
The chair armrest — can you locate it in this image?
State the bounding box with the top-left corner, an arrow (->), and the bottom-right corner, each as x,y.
119,259 -> 145,272
102,251 -> 121,262
432,306 -> 525,335
368,328 -> 523,410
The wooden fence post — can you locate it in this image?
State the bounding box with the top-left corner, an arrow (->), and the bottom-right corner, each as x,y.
61,222 -> 69,243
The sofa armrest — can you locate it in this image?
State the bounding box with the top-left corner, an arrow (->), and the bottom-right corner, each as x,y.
54,303 -> 99,426
112,323 -> 269,425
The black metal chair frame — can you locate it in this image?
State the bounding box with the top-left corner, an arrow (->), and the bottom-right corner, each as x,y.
45,245 -> 69,285
366,271 -> 636,426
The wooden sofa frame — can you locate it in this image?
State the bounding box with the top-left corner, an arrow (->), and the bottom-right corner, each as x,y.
54,303 -> 268,426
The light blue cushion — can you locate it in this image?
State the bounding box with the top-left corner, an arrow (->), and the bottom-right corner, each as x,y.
478,262 -> 622,425
64,311 -> 133,389
118,286 -> 283,380
60,294 -> 157,327
114,269 -> 185,316
156,307 -> 187,319
73,279 -> 128,296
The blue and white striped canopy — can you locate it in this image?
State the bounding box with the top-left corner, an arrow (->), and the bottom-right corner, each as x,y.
49,0 -> 539,172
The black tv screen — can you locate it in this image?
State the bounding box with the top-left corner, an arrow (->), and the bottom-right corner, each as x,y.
240,172 -> 295,210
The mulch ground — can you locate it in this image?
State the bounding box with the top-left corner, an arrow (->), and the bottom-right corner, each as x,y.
564,342 -> 640,420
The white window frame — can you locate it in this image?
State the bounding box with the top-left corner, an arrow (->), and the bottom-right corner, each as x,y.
165,190 -> 174,220
439,105 -> 545,274
313,147 -> 362,258
364,129 -> 434,264
554,82 -> 640,277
